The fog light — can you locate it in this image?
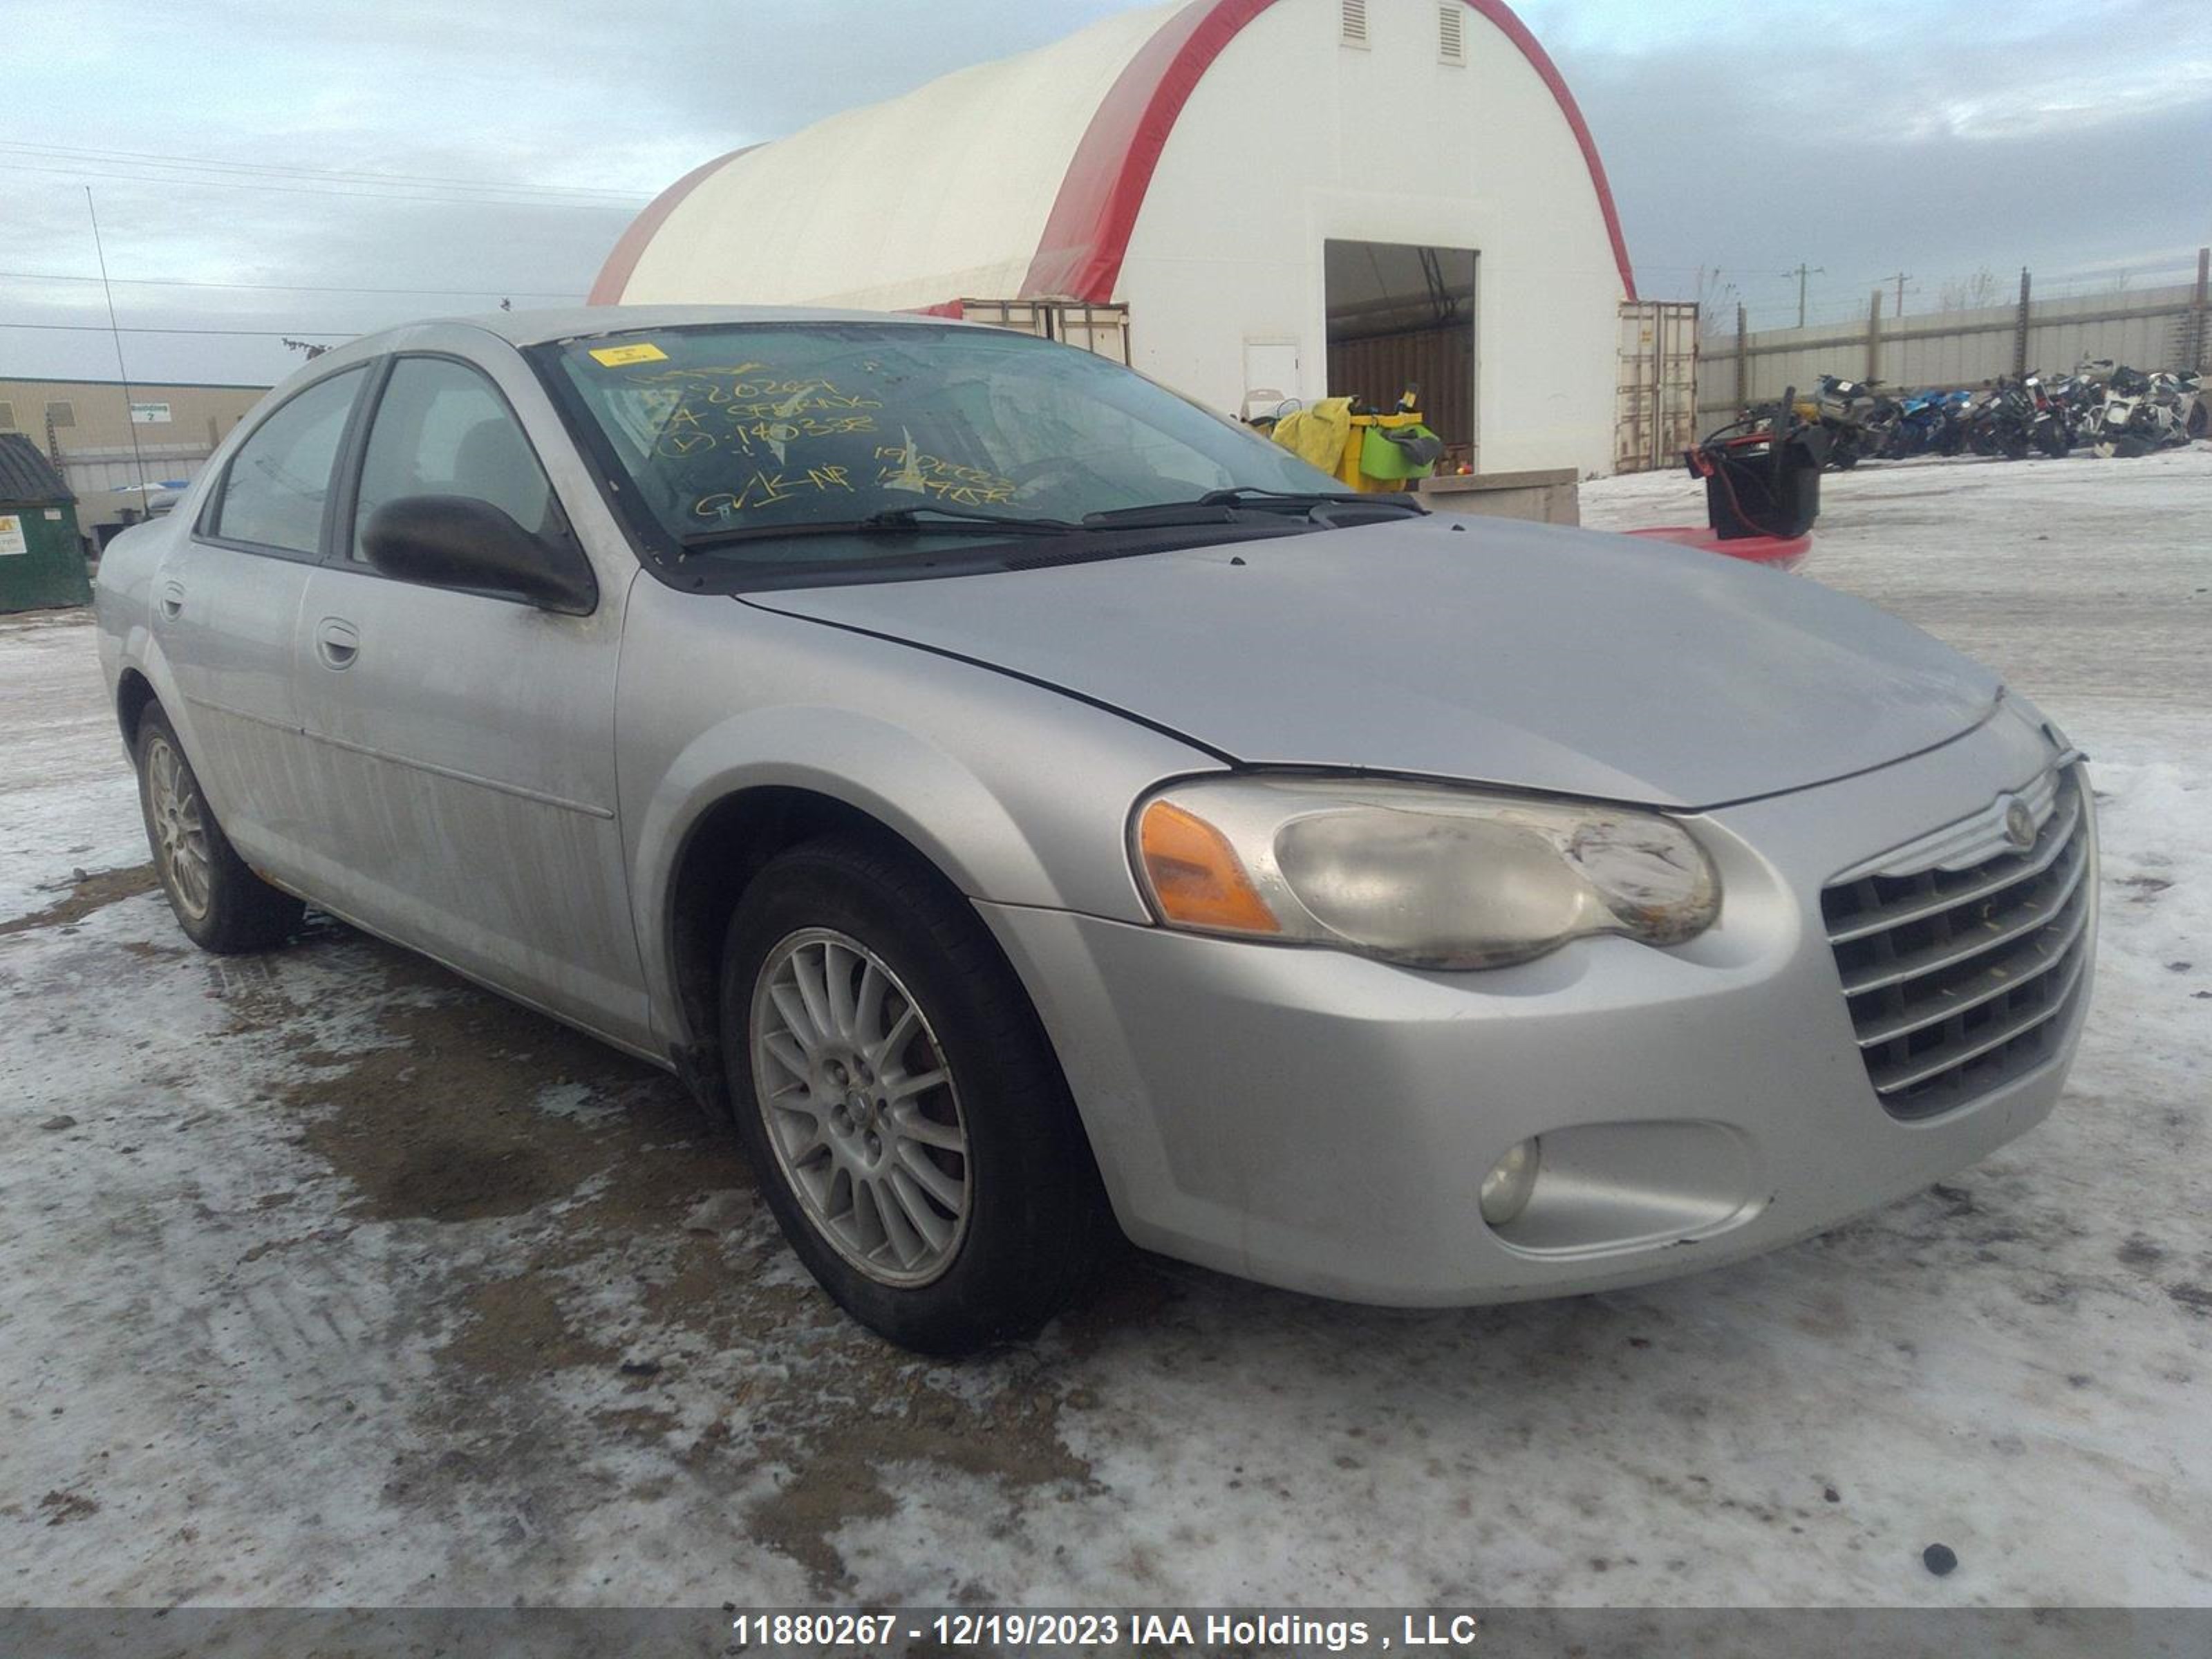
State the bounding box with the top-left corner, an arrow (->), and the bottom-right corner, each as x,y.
1479,1137 -> 1541,1228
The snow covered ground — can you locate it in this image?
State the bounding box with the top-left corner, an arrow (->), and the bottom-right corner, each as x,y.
2,449 -> 2207,1613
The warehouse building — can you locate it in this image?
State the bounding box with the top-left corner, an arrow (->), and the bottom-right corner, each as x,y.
592,0 -> 1683,478
0,375 -> 268,548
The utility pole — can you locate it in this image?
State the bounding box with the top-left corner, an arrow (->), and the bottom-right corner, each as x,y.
1781,263 -> 1824,329
1879,271 -> 1913,318
2191,246 -> 2209,373
1734,301 -> 1747,414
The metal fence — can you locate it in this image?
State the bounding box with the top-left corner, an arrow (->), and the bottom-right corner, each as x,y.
1699,250 -> 2212,420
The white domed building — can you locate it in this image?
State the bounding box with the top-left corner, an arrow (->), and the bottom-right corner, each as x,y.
594,0 -> 1677,478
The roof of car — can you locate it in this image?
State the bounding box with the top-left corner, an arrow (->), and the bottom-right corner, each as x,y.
436,305 -> 963,348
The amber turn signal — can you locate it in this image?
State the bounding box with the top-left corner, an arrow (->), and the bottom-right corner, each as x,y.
1136,800 -> 1281,935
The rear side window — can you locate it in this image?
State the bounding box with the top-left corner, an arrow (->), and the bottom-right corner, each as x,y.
209,368 -> 364,554
350,357 -> 556,561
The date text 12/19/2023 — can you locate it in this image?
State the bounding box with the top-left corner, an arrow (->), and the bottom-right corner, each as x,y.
725,1612 -> 1488,1649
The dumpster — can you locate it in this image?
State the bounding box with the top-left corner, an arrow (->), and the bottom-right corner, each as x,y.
0,434 -> 92,613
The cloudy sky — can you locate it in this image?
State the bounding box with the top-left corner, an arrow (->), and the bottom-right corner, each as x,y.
6,0 -> 2207,386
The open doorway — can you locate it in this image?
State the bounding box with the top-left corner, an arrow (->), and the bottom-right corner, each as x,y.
1323,239 -> 1477,468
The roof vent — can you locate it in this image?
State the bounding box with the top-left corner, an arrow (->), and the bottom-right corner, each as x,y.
1438,3 -> 1465,63
1341,0 -> 1369,48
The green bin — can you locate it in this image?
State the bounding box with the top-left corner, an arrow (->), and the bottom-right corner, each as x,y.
0,435 -> 93,614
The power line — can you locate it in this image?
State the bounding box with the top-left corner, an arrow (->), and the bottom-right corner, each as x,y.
0,140 -> 649,202
0,268 -> 581,299
3,159 -> 641,211
0,320 -> 355,338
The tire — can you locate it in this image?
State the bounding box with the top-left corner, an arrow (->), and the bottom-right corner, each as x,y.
719,833 -> 1110,1354
2188,402 -> 2207,442
133,705 -> 304,953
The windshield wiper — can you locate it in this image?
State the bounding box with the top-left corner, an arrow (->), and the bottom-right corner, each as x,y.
677,503 -> 1081,556
1083,487 -> 1427,528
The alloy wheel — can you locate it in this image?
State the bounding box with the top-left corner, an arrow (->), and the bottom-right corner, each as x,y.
749,927 -> 972,1286
145,734 -> 213,921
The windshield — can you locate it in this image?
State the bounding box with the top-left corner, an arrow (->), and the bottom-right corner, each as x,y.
540,322 -> 1348,570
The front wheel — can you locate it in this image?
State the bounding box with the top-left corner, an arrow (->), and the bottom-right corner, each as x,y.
133,706 -> 303,952
719,834 -> 1110,1353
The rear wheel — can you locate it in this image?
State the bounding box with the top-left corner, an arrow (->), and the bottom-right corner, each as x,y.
133,706 -> 303,952
719,834 -> 1109,1353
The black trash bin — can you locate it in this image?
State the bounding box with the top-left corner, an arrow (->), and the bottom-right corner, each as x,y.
1688,394 -> 1828,540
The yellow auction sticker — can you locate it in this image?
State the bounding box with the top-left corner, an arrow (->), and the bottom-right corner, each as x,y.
588,341 -> 669,367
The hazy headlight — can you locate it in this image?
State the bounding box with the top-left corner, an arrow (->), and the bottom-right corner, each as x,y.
1133,775 -> 1718,970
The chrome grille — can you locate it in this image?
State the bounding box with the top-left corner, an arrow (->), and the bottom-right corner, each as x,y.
1821,766 -> 2092,1120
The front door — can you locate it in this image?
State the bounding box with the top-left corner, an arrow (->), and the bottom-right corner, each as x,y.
291,353 -> 648,1047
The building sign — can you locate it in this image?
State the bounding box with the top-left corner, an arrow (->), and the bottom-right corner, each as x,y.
129,402 -> 172,424
0,514 -> 27,556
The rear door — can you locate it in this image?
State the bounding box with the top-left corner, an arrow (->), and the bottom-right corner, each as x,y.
291,350 -> 649,1047
156,364 -> 368,885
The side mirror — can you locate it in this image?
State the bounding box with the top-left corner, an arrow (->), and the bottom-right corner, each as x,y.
361,495 -> 597,615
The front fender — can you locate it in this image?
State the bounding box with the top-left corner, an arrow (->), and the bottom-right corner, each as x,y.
616,585 -> 1220,1047
638,700 -> 1061,914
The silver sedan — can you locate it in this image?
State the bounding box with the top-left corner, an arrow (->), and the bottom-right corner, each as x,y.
94,307 -> 2095,1353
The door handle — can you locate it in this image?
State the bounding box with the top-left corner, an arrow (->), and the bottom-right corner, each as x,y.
158,579 -> 185,619
314,617 -> 361,671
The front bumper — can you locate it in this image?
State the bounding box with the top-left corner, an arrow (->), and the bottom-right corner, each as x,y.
980,706 -> 2095,1306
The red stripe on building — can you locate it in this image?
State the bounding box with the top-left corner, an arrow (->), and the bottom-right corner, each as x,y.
1020,0 -> 1637,304
588,144 -> 763,306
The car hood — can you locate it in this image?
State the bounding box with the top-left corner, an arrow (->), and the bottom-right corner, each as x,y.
740,515 -> 2001,809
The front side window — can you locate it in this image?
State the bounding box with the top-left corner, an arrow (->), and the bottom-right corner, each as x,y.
537,323 -> 1344,577
351,357 -> 558,561
212,368 -> 364,554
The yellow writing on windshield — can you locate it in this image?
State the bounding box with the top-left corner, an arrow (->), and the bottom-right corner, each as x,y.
693,465 -> 856,519
874,443 -> 1016,507
730,414 -> 879,447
